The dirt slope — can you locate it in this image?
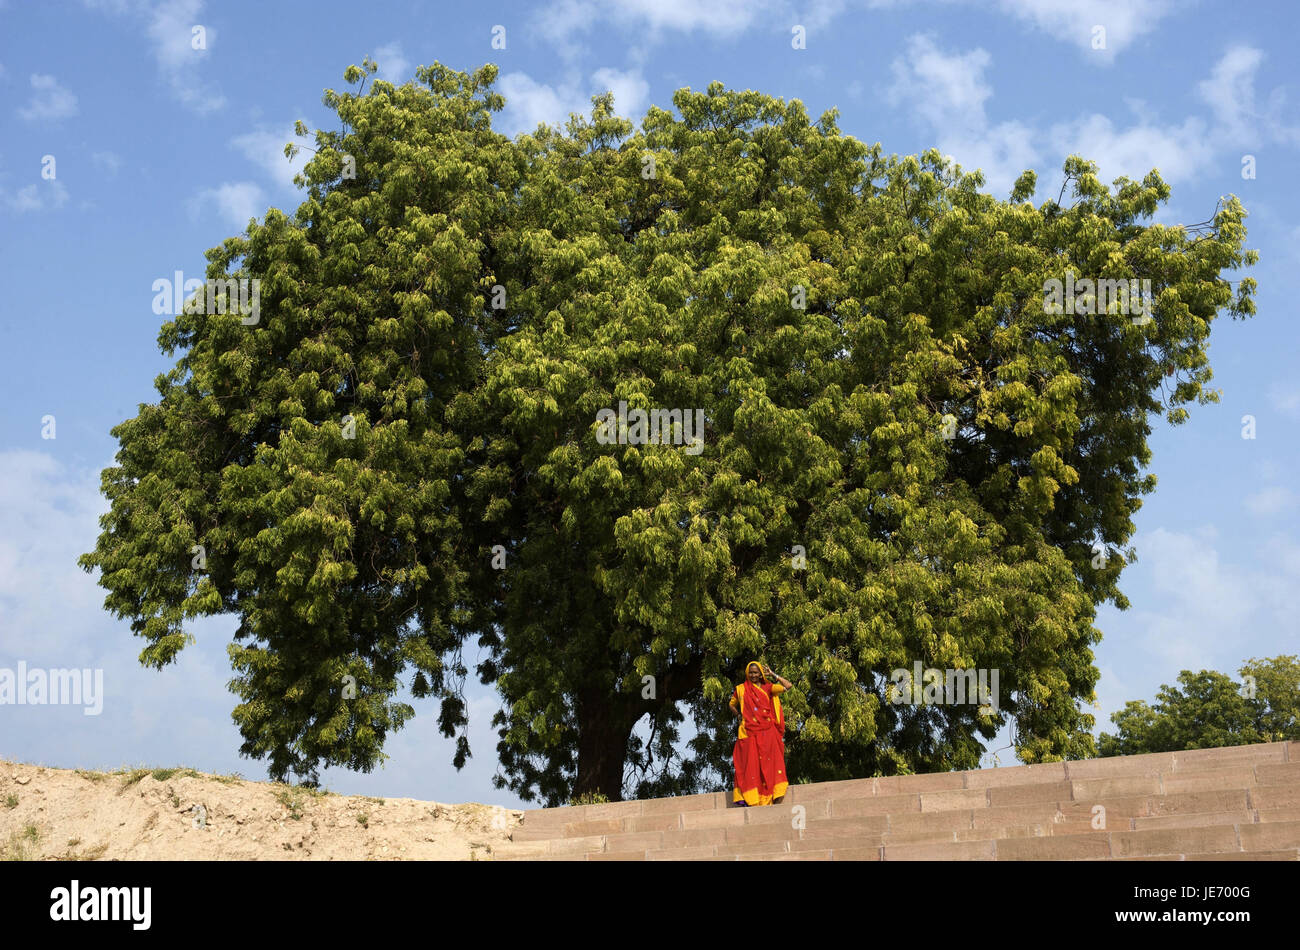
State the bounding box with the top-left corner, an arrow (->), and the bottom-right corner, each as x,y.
0,758 -> 523,860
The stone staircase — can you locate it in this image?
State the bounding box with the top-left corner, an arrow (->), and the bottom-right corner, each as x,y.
496,740 -> 1300,860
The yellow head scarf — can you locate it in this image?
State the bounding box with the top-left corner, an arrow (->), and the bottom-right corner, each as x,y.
746,661 -> 767,682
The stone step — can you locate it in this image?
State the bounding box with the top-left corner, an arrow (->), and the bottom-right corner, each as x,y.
647,845 -> 720,860
503,817 -> 1295,861
716,835 -> 872,857
512,791 -> 1286,856
1256,762 -> 1300,786
519,783 -> 1269,846
497,740 -> 1298,861
737,849 -> 834,860
1253,786 -> 1300,811
1171,744 -> 1288,771
1060,751 -> 1175,779
1182,850 -> 1298,860
1162,768 -> 1259,795
882,839 -> 997,861
1239,819 -> 1300,851
1110,825 -> 1241,857
1257,805 -> 1300,823
1133,810 -> 1255,831
996,834 -> 1115,860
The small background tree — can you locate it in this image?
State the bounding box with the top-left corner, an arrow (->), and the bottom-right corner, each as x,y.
1098,655 -> 1300,755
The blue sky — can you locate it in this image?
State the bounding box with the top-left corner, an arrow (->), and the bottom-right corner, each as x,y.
1,0 -> 1297,807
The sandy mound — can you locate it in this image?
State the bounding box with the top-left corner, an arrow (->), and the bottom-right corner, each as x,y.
0,758 -> 523,860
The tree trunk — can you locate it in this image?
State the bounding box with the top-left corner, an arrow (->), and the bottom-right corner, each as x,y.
572,653 -> 708,801
575,689 -> 631,801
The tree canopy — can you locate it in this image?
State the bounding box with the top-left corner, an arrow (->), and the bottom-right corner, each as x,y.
80,60 -> 1256,803
1098,656 -> 1300,756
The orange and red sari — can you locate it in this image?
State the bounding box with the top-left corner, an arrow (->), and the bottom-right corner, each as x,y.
731,666 -> 788,806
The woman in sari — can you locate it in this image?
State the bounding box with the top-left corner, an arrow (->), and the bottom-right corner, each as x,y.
730,661 -> 792,806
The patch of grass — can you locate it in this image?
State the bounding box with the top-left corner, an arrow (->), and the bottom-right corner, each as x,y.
208,771 -> 243,785
2,824 -> 41,861
356,813 -> 368,827
64,842 -> 108,861
118,768 -> 150,787
150,767 -> 201,782
3,795 -> 17,809
112,765 -> 207,788
273,785 -> 321,820
75,769 -> 108,783
362,796 -> 385,806
567,791 -> 611,806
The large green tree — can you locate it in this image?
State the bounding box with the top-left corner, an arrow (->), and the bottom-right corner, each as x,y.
80,61 -> 1256,803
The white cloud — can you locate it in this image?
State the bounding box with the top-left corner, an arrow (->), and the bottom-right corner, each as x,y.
146,0 -> 225,112
0,448 -> 527,805
147,0 -> 206,71
535,0 -> 855,60
884,34 -> 1283,196
940,122 -> 1040,195
1287,225 -> 1300,267
0,452 -> 108,658
192,182 -> 265,229
91,151 -> 123,176
1270,381 -> 1300,417
1197,45 -> 1263,138
499,73 -> 588,136
534,0 -> 1181,61
372,42 -> 411,85
232,125 -> 308,194
613,0 -> 776,33
0,449 -> 273,782
1118,527 -> 1299,672
17,74 -> 78,121
538,0 -> 773,48
591,67 -> 650,119
1,180 -> 69,213
1196,45 -> 1300,147
498,68 -> 649,137
80,0 -> 224,111
1256,459 -> 1283,482
885,34 -> 1035,193
888,35 -> 992,135
80,0 -> 147,12
993,0 -> 1182,60
534,0 -> 596,57
1245,487 -> 1297,517
1045,112 -> 1214,186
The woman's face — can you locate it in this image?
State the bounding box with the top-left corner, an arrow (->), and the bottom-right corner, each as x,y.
747,665 -> 763,683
